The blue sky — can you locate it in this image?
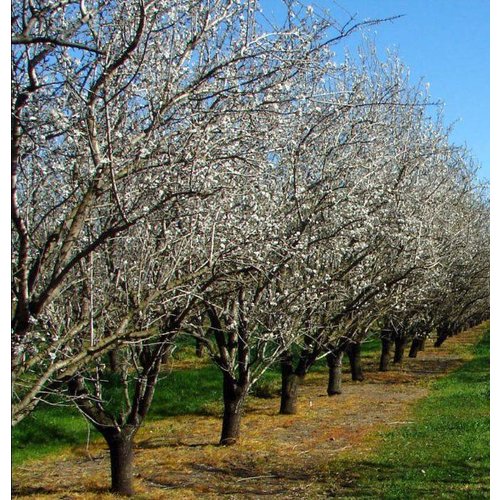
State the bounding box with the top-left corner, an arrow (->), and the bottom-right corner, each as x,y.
263,0 -> 490,183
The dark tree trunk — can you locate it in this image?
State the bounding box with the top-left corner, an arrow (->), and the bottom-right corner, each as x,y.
280,372 -> 302,414
280,354 -> 302,414
346,342 -> 364,381
220,374 -> 247,445
379,337 -> 393,371
105,431 -> 135,497
108,348 -> 120,373
66,318 -> 179,498
67,377 -> 138,497
220,401 -> 242,446
195,338 -> 205,358
417,337 -> 426,351
408,338 -> 420,358
326,351 -> 344,395
434,336 -> 446,347
393,337 -> 407,364
434,327 -> 448,347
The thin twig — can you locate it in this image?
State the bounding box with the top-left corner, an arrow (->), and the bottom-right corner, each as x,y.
235,474 -> 277,482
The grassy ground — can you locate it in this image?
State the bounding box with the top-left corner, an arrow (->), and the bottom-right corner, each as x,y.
328,327 -> 490,499
12,336 -> 383,466
12,327 -> 478,479
12,361 -> 223,465
12,324 -> 487,498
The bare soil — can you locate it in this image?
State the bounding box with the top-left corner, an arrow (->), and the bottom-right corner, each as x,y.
12,326 -> 484,499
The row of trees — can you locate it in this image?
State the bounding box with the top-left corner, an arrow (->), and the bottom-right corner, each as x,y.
12,0 -> 488,496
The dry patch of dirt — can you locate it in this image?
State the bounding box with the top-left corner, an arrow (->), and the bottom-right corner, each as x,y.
12,326 -> 485,499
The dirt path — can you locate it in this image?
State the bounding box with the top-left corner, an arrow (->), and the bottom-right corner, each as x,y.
12,325 -> 485,499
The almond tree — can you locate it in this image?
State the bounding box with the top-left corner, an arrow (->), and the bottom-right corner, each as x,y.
12,0 -> 394,493
271,49 -> 436,409
279,47 -> 488,405
11,2 -> 489,491
63,212 -> 215,495
12,0 -> 360,425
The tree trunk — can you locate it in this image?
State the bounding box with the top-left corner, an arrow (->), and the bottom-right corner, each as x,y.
408,338 -> 420,358
280,371 -> 302,414
326,351 -> 343,395
195,338 -> 205,358
105,431 -> 135,496
393,337 -> 406,364
346,342 -> 364,381
417,337 -> 426,351
108,348 -> 120,373
434,336 -> 446,347
220,374 -> 247,445
434,328 -> 448,347
379,337 -> 393,371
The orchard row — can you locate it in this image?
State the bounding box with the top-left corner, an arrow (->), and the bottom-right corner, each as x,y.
12,1 -> 488,495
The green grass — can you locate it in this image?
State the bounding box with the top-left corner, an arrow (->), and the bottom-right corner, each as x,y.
12,404 -> 95,465
12,357 -> 284,466
12,362 -> 225,466
9,333 -> 404,468
359,336 -> 382,355
328,327 -> 490,499
13,338 -> 382,466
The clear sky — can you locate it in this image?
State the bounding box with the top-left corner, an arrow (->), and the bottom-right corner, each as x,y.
263,0 -> 490,183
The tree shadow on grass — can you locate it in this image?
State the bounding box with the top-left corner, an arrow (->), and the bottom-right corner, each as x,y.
327,456 -> 489,499
136,438 -> 216,449
12,485 -> 111,497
